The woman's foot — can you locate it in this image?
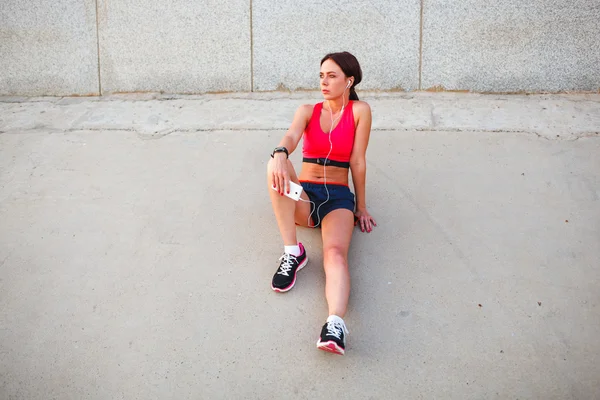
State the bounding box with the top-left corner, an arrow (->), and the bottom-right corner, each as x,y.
316,315 -> 348,355
271,243 -> 308,292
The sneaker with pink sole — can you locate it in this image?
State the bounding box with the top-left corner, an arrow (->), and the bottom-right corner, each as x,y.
271,243 -> 308,292
317,316 -> 348,355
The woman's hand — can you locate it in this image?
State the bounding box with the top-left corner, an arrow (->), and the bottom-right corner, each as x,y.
268,153 -> 290,196
354,208 -> 377,233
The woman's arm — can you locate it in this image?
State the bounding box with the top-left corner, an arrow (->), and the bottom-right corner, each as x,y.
270,104 -> 312,194
350,101 -> 376,232
274,104 -> 312,155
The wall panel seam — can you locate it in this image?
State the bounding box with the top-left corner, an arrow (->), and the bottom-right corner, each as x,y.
250,0 -> 254,92
95,0 -> 102,95
419,0 -> 424,90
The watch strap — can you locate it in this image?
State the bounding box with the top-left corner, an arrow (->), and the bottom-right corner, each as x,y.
271,146 -> 289,158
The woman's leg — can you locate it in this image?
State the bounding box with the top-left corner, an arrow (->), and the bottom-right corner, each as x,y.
317,208 -> 354,354
267,159 -> 314,292
320,208 -> 355,317
266,159 -> 312,244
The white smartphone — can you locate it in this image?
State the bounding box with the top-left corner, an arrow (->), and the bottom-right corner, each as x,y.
272,181 -> 303,201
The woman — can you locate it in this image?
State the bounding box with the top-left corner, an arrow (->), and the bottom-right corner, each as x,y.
267,51 -> 376,356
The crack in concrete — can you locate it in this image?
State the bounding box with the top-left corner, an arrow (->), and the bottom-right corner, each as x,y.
0,126 -> 598,141
430,104 -> 438,127
0,250 -> 14,268
136,130 -> 175,140
2,92 -> 600,104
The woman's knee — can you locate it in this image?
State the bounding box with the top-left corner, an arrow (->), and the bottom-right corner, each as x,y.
323,246 -> 348,268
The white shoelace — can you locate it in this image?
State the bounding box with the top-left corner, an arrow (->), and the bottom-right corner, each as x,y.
326,321 -> 346,340
277,253 -> 298,276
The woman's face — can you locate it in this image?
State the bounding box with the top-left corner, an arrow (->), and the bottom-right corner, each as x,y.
320,59 -> 348,100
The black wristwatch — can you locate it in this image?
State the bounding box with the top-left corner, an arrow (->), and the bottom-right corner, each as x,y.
271,146 -> 289,158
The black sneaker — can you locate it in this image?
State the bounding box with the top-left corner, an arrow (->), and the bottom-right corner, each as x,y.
316,317 -> 348,355
271,243 -> 308,292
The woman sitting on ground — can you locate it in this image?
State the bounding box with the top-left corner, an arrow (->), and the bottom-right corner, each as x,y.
267,51 -> 376,355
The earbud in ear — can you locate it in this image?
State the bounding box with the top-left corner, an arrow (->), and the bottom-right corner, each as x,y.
346,81 -> 352,88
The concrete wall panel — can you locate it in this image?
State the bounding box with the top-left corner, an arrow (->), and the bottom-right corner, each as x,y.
0,0 -> 99,96
422,1 -> 600,92
252,0 -> 421,92
97,0 -> 251,94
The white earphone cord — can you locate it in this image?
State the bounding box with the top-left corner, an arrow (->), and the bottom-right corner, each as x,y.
299,85 -> 349,228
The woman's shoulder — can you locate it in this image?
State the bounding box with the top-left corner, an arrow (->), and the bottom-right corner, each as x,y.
296,103 -> 319,114
299,103 -> 318,110
295,103 -> 319,120
351,100 -> 371,112
351,100 -> 371,121
290,103 -> 319,129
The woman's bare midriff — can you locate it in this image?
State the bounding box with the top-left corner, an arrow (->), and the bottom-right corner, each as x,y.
298,162 -> 349,185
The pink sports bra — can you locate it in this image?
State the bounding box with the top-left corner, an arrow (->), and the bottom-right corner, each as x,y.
302,101 -> 355,164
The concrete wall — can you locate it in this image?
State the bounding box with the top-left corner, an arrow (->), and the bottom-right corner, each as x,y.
97,0 -> 251,94
0,0 -> 99,96
1,1 -> 599,96
422,0 -> 600,92
252,0 -> 421,91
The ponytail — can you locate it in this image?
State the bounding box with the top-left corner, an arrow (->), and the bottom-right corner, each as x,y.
349,87 -> 359,101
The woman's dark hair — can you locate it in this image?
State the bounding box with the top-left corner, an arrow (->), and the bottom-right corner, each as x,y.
320,51 -> 362,100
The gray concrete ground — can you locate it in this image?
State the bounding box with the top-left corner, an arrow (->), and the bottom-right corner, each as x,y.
0,92 -> 599,399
